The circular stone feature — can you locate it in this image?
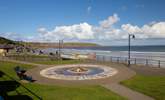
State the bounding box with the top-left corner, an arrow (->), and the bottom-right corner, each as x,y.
68,67 -> 89,73
40,64 -> 118,80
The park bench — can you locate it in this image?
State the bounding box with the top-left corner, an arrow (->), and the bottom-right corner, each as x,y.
14,66 -> 34,82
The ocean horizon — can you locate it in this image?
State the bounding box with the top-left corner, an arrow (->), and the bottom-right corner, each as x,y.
68,45 -> 165,52
43,45 -> 165,61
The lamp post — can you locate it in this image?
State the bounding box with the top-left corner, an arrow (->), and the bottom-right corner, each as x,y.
58,40 -> 63,59
60,40 -> 63,54
128,34 -> 135,67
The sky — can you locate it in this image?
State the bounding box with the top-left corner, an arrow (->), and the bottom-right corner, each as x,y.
0,0 -> 165,45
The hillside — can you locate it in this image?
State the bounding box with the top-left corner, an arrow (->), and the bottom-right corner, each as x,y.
63,42 -> 99,47
24,42 -> 100,48
0,36 -> 16,44
0,37 -> 100,48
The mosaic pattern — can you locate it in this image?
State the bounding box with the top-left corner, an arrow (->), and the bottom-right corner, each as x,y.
40,64 -> 118,80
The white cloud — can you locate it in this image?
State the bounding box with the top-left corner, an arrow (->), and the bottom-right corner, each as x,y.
143,22 -> 165,37
121,22 -> 165,38
37,27 -> 47,34
37,22 -> 94,42
99,13 -> 120,28
0,32 -> 26,41
1,13 -> 165,45
36,14 -> 165,42
36,14 -> 122,42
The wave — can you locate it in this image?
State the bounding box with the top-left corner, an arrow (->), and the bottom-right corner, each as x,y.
43,48 -> 165,61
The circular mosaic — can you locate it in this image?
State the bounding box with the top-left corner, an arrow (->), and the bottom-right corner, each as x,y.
40,64 -> 118,80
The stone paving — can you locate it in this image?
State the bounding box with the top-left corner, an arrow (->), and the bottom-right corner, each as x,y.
40,64 -> 118,80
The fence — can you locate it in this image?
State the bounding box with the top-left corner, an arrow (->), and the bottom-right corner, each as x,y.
1,54 -> 165,68
96,55 -> 165,68
0,55 -> 59,62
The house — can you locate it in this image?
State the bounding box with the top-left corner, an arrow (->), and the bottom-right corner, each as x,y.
0,45 -> 14,56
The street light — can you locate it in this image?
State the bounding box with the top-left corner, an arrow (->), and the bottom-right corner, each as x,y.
128,34 -> 135,67
58,40 -> 63,59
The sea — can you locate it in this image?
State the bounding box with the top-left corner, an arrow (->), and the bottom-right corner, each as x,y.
41,45 -> 165,67
43,45 -> 165,61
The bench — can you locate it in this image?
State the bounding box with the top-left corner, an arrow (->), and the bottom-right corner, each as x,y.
14,66 -> 33,82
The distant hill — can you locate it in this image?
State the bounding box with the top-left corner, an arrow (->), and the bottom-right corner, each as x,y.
63,42 -> 99,47
25,42 -> 100,48
0,36 -> 16,44
0,37 -> 100,48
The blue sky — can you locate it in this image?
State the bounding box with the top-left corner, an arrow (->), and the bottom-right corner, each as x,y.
0,0 -> 165,45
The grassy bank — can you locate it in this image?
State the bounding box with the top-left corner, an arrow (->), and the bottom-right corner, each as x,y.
32,59 -> 82,65
10,84 -> 126,100
121,75 -> 165,100
0,61 -> 34,80
0,61 -> 126,100
6,54 -> 83,65
24,42 -> 99,49
63,42 -> 99,46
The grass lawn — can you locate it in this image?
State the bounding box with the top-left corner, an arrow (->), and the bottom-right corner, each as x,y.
6,54 -> 50,59
0,61 -> 34,80
0,61 -> 126,100
121,75 -> 165,100
9,84 -> 126,100
32,59 -> 83,65
6,53 -> 84,65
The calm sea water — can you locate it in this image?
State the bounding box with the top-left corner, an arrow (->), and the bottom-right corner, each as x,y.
43,45 -> 165,61
70,45 -> 165,52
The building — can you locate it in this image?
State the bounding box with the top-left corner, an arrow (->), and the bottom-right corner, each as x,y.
0,45 -> 14,56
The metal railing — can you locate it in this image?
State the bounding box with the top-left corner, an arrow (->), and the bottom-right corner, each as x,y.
96,55 -> 165,68
0,55 -> 58,62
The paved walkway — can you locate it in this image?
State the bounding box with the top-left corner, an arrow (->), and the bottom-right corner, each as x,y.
103,83 -> 154,100
0,59 -> 155,100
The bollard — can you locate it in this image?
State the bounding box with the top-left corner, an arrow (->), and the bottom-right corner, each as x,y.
125,58 -> 127,63
103,56 -> 105,62
96,56 -> 98,62
134,58 -> 136,64
23,56 -> 25,61
158,60 -> 160,68
98,56 -> 100,62
146,59 -> 148,66
110,57 -> 112,62
117,57 -> 119,63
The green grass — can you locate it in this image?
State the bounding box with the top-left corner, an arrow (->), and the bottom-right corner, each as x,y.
7,54 -> 49,58
64,42 -> 99,46
9,84 -> 126,100
121,75 -> 165,100
6,53 -> 83,65
0,61 -> 126,100
0,36 -> 16,44
0,61 -> 34,80
33,59 -> 82,65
